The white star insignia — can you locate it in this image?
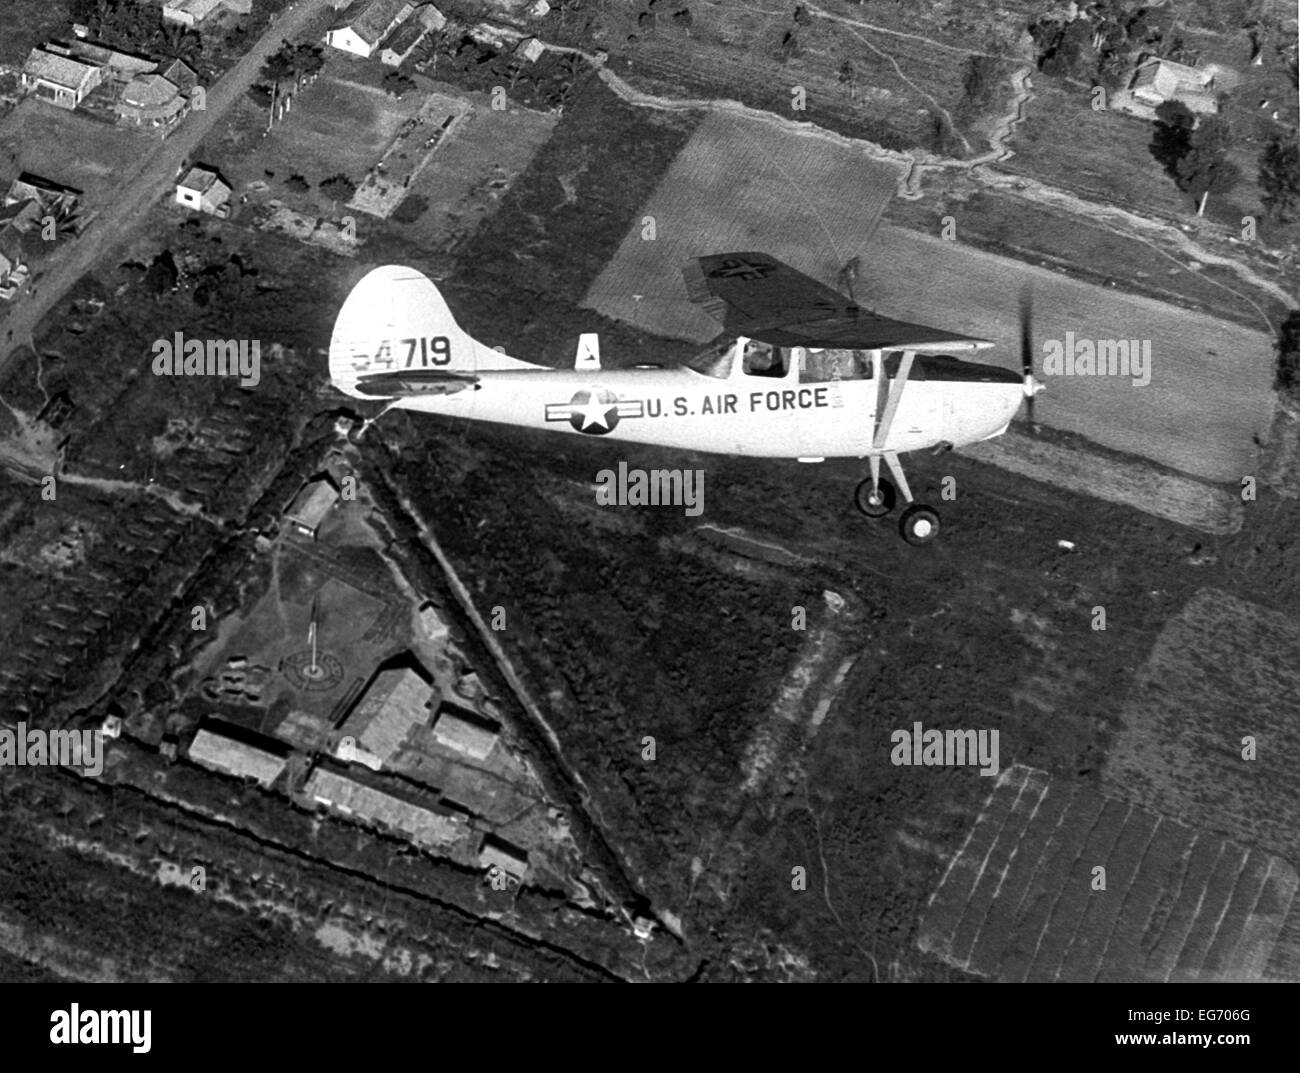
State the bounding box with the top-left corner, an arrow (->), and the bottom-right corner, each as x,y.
573,392 -> 616,431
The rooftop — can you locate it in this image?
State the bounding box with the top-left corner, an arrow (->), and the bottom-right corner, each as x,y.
340,665 -> 434,763
350,0 -> 414,47
286,477 -> 339,530
189,724 -> 289,787
479,833 -> 528,878
178,165 -> 227,193
121,74 -> 181,108
22,49 -> 99,90
431,702 -> 498,760
306,767 -> 468,846
380,19 -> 426,55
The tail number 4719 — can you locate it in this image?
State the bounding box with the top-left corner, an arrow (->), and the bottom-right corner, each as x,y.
404,336 -> 451,367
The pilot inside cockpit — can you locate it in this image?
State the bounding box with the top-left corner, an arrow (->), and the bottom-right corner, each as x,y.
742,340 -> 784,377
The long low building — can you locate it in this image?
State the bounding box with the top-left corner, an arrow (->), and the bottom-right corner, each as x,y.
431,701 -> 499,761
305,767 -> 468,847
188,721 -> 290,787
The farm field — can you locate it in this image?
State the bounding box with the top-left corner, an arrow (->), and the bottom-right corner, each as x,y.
1105,587 -> 1300,863
391,83 -> 559,253
920,764 -> 1299,981
582,109 -> 1276,486
860,224 -> 1276,484
581,108 -> 904,342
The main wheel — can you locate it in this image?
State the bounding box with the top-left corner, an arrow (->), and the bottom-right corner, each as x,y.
855,477 -> 896,518
899,504 -> 940,545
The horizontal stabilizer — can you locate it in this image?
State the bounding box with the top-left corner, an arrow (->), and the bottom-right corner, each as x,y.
355,369 -> 479,396
575,333 -> 600,370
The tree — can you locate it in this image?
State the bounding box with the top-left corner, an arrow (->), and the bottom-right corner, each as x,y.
1276,310 -> 1300,400
774,28 -> 802,63
960,54 -> 1002,114
837,58 -> 855,99
1149,99 -> 1194,177
1259,133 -> 1300,222
319,174 -> 357,209
1040,19 -> 1093,78
1174,116 -> 1239,213
152,21 -> 202,68
284,174 -> 310,194
144,249 -> 178,296
41,200 -> 80,242
382,71 -> 416,98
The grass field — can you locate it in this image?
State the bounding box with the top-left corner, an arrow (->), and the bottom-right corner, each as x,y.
0,98 -> 153,210
610,0 -> 1032,152
217,61 -> 427,217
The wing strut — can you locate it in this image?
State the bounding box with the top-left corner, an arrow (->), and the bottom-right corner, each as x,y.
871,349 -> 915,450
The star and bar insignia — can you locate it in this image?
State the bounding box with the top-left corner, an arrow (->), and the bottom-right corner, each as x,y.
545,388 -> 645,435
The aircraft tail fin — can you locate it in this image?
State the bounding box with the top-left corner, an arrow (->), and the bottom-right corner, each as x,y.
329,266 -> 541,399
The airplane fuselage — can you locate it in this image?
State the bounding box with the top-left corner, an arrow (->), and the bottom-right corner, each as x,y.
384,365 -> 1025,458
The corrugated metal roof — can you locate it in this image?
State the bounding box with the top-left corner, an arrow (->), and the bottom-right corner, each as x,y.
306,768 -> 467,845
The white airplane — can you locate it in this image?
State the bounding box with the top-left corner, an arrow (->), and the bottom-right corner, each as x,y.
329,254 -> 1042,544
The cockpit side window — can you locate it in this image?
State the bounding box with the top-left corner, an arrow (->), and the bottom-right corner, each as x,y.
798,348 -> 872,383
741,340 -> 785,376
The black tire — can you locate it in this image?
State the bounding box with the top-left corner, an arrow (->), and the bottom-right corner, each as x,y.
899,504 -> 940,545
855,477 -> 895,518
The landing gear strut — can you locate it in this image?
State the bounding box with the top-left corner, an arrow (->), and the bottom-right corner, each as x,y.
855,453 -> 941,545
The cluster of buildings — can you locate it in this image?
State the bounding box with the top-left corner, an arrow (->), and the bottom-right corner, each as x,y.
0,172 -> 81,299
181,651 -> 530,885
325,0 -> 448,67
20,37 -> 203,136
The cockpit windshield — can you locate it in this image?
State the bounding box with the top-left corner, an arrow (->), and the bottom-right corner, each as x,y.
686,342 -> 881,381
685,339 -> 737,379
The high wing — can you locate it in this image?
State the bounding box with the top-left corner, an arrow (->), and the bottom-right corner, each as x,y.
683,252 -> 992,352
